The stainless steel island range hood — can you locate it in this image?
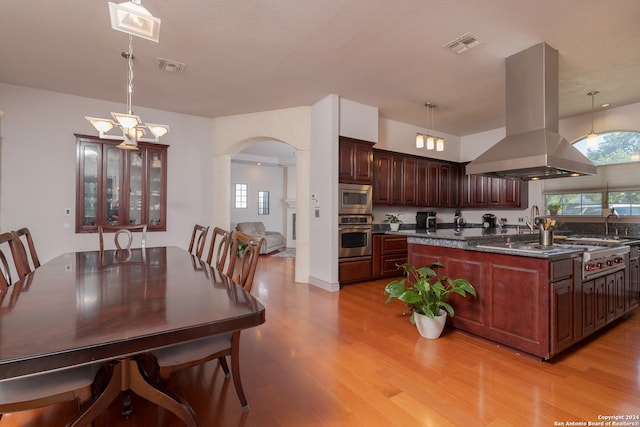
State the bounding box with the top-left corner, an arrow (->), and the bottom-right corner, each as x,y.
466,43 -> 596,180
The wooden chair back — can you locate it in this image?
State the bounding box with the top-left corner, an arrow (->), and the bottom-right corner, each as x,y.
98,224 -> 147,251
0,232 -> 27,290
188,224 -> 210,259
11,227 -> 41,277
206,227 -> 231,272
226,231 -> 264,292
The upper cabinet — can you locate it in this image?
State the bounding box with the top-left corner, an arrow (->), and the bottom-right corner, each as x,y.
338,136 -> 374,184
374,149 -> 460,208
372,150 -> 526,209
459,165 -> 528,208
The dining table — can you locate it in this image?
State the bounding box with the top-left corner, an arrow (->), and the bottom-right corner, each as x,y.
0,246 -> 266,426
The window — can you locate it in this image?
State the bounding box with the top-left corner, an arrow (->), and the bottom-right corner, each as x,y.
545,190 -> 640,216
608,191 -> 640,216
258,191 -> 270,215
545,193 -> 602,216
76,134 -> 167,232
573,131 -> 640,165
235,183 -> 248,209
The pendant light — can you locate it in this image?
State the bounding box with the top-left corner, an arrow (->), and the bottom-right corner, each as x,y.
416,103 -> 444,151
587,91 -> 599,144
86,0 -> 169,149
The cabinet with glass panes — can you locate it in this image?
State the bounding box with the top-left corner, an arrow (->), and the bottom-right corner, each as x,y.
75,134 -> 168,233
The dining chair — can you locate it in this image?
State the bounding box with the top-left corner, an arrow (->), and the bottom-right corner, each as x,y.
151,232 -> 264,416
188,224 -> 210,259
0,363 -> 110,425
225,231 -> 264,291
98,224 -> 147,251
0,232 -> 27,289
10,227 -> 41,277
205,227 -> 232,272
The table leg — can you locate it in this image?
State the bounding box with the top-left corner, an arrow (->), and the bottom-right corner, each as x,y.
66,358 -> 199,427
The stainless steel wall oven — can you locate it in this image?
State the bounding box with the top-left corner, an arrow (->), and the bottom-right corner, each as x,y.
338,215 -> 372,259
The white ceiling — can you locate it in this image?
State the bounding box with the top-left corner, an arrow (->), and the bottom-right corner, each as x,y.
2,1 -> 639,140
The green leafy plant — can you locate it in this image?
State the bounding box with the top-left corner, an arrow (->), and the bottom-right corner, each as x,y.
384,214 -> 402,224
547,203 -> 561,213
384,262 -> 477,322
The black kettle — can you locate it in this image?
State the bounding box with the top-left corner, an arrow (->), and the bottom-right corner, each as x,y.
482,214 -> 497,228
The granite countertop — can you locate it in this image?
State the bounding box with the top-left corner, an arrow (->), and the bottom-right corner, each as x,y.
386,226 -> 639,259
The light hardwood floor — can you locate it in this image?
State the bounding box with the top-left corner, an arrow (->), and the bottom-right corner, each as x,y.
2,254 -> 640,426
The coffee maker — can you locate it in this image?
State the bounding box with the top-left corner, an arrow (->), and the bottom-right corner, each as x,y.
416,211 -> 437,229
482,213 -> 497,229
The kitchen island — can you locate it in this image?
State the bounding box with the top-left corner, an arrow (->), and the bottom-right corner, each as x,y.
397,228 -> 638,360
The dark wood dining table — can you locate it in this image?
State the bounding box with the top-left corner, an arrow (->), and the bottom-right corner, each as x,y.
0,246 -> 266,426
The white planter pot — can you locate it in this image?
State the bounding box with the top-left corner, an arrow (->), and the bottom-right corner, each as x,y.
414,310 -> 447,339
389,223 -> 400,231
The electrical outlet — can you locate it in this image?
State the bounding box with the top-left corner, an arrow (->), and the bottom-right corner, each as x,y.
517,217 -> 524,223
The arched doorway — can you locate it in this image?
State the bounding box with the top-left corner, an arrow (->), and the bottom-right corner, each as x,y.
231,140 -> 297,252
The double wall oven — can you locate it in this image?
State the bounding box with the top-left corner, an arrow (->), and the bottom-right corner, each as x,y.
338,183 -> 372,260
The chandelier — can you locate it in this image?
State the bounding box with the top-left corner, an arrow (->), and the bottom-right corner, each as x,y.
415,103 -> 444,152
86,0 -> 168,150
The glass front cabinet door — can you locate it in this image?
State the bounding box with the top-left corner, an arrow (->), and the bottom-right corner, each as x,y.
76,134 -> 168,233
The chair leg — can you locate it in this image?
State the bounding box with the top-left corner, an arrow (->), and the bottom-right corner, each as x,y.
218,356 -> 231,378
229,340 -> 248,412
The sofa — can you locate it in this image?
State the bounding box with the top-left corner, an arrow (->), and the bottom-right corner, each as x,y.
235,222 -> 286,254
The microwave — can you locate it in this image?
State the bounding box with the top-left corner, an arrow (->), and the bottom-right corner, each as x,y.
339,183 -> 372,215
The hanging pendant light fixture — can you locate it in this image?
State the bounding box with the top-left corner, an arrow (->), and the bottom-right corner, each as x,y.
586,91 -> 599,145
415,103 -> 444,151
86,0 -> 168,149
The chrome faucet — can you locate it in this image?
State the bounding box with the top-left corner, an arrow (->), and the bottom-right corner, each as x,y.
526,204 -> 540,232
605,210 -> 620,235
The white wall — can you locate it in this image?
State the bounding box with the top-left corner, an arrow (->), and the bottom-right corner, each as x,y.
339,98 -> 379,143
230,162 -> 285,233
309,95 -> 340,290
0,83 -> 213,263
378,117 -> 461,161
211,106 -> 311,284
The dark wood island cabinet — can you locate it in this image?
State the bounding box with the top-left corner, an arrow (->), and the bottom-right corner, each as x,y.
408,238 -> 636,360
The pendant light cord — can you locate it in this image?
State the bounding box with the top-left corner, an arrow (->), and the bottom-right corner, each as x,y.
127,35 -> 134,116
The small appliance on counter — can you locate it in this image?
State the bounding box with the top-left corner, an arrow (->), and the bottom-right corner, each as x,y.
453,209 -> 465,229
416,211 -> 437,229
482,213 -> 497,229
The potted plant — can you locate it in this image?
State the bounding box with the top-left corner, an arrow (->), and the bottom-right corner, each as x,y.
547,203 -> 561,215
384,214 -> 402,231
384,261 -> 477,339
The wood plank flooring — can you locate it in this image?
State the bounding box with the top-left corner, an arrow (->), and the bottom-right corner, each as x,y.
2,254 -> 639,426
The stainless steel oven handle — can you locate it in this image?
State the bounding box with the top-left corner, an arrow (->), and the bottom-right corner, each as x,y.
338,226 -> 372,231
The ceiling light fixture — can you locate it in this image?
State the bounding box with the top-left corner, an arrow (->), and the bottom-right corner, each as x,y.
108,0 -> 161,42
415,103 -> 444,151
86,1 -> 168,150
587,91 -> 599,144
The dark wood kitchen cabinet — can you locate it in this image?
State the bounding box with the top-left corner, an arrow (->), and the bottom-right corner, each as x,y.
339,136 -> 374,184
459,166 -> 528,209
629,245 -> 639,309
374,149 -> 460,208
372,234 -> 408,278
373,150 -> 393,204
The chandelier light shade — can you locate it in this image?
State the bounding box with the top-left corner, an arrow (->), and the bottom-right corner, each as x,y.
415,103 -> 444,151
587,90 -> 599,144
86,34 -> 169,148
108,0 -> 161,42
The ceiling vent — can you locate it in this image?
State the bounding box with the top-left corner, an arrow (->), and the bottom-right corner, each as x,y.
156,58 -> 186,73
443,32 -> 481,54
